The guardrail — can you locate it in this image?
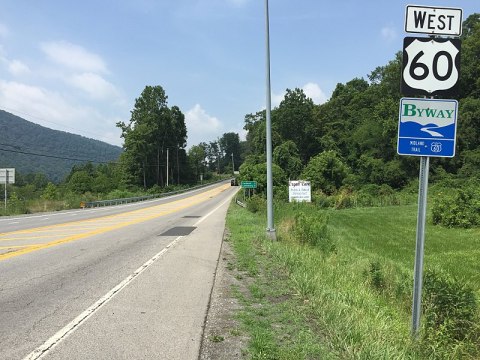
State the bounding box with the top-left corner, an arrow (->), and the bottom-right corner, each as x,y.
80,178 -> 233,209
235,198 -> 246,208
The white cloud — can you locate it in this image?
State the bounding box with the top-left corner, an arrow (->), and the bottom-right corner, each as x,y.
271,92 -> 284,108
0,80 -> 124,146
272,82 -> 327,108
40,41 -> 107,73
302,82 -> 327,104
381,26 -> 397,43
67,72 -> 119,100
185,104 -> 223,147
8,60 -> 30,76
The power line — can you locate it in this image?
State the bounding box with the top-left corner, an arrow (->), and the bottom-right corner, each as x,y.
0,147 -> 118,164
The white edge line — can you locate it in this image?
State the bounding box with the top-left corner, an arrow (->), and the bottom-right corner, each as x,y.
193,190 -> 236,227
23,236 -> 183,360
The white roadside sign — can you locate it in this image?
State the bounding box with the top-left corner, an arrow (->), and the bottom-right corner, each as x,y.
405,5 -> 463,36
0,168 -> 15,184
288,180 -> 311,203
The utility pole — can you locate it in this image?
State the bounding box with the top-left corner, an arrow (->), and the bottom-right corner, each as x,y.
166,148 -> 169,187
265,0 -> 276,240
4,169 -> 7,212
231,153 -> 235,174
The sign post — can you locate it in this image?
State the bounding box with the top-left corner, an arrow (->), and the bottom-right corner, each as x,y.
412,156 -> 429,335
399,4 -> 463,338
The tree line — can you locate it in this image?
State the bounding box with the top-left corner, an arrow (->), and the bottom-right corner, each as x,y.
239,13 -> 480,197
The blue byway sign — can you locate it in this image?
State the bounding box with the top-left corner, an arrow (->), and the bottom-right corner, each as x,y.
397,97 -> 458,157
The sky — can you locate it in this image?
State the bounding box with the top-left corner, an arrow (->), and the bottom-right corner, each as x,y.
0,0 -> 477,149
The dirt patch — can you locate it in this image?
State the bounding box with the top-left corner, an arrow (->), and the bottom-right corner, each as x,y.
198,232 -> 250,359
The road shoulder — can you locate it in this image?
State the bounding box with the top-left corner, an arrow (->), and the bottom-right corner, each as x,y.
199,230 -> 249,359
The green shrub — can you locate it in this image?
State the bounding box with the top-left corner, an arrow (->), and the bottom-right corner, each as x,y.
334,188 -> 355,209
423,269 -> 478,343
432,186 -> 480,228
366,261 -> 386,291
292,211 -> 335,254
6,192 -> 27,214
313,191 -> 333,208
247,195 -> 266,213
105,189 -> 138,200
301,150 -> 350,195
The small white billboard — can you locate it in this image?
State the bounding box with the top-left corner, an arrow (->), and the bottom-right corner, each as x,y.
289,180 -> 311,203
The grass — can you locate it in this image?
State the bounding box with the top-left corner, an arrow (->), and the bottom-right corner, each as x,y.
225,201 -> 480,359
327,205 -> 480,293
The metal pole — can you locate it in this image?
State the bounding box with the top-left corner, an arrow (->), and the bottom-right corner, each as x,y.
411,156 -> 429,337
4,169 -> 8,212
231,153 -> 234,174
166,148 -> 169,187
265,0 -> 276,240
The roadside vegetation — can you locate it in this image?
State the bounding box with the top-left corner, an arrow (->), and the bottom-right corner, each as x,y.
223,17 -> 480,357
226,194 -> 479,359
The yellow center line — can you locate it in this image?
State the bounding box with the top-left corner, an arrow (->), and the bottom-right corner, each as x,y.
0,234 -> 70,241
0,184 -> 230,261
0,245 -> 36,249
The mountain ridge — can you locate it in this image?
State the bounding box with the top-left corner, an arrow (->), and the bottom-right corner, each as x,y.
0,110 -> 122,182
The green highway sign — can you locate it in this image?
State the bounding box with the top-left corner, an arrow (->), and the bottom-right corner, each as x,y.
241,181 -> 257,189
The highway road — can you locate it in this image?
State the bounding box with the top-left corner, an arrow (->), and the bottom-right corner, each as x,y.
0,181 -> 238,360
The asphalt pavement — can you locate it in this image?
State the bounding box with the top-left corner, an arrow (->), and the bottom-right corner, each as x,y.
0,182 -> 238,360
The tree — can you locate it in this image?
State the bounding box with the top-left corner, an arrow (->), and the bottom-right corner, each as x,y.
301,151 -> 350,194
188,144 -> 206,181
170,106 -> 188,184
41,182 -> 57,200
239,161 -> 286,196
273,88 -> 318,163
67,171 -> 92,194
459,13 -> 480,99
218,132 -> 241,173
273,140 -> 303,180
117,85 -> 187,188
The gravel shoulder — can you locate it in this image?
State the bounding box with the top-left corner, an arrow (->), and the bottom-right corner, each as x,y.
199,231 -> 250,359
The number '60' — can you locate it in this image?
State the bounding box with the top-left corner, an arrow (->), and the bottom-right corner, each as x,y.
409,50 -> 453,82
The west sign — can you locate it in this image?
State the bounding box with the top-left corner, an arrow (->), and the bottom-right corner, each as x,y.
405,5 -> 463,36
397,97 -> 458,157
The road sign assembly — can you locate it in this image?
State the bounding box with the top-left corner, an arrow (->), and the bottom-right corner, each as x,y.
400,4 -> 463,338
397,98 -> 458,157
402,36 -> 461,97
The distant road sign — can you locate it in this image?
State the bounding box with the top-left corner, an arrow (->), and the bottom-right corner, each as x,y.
405,5 -> 463,37
402,36 -> 461,97
397,98 -> 458,157
0,168 -> 15,184
241,181 -> 257,189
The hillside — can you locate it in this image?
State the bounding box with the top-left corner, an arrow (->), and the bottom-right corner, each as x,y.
0,110 -> 122,182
